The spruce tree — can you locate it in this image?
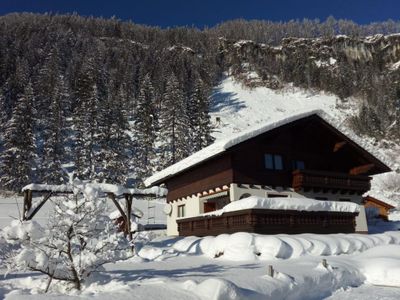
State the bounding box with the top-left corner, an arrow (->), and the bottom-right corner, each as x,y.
189,78 -> 214,152
132,74 -> 156,179
0,89 -> 7,134
41,75 -> 69,184
157,73 -> 190,168
98,86 -> 131,184
0,82 -> 36,191
73,57 -> 102,180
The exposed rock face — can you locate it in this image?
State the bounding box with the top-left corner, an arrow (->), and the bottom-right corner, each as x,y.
219,35 -> 400,140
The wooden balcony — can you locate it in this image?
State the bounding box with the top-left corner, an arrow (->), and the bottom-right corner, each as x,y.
292,169 -> 371,194
177,209 -> 358,237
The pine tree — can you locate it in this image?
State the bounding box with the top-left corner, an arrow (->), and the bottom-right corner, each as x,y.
98,86 -> 131,184
189,78 -> 214,152
41,75 -> 69,184
0,89 -> 7,135
132,74 -> 157,179
0,82 -> 36,191
157,73 -> 190,168
73,58 -> 102,180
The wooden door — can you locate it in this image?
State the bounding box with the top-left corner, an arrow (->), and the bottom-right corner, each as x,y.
204,202 -> 216,213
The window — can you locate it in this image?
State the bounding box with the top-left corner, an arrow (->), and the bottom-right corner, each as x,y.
267,193 -> 289,198
292,160 -> 305,170
264,154 -> 283,170
339,198 -> 351,202
177,205 -> 185,218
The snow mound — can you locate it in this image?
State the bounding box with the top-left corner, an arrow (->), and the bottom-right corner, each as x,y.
201,196 -> 359,217
168,231 -> 400,261
184,278 -> 261,300
355,245 -> 400,287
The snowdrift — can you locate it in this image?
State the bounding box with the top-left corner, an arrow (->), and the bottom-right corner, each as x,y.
137,231 -> 400,262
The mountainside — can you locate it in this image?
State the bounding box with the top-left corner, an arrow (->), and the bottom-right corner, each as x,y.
220,35 -> 400,140
0,13 -> 399,193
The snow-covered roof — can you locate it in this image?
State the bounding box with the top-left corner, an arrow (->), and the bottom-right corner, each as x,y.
363,191 -> 397,208
22,182 -> 168,197
145,109 -> 390,186
178,196 -> 360,220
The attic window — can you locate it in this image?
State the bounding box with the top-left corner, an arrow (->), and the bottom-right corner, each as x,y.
292,160 -> 305,170
264,154 -> 283,170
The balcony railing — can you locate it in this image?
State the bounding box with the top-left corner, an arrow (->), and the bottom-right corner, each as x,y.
292,169 -> 371,194
177,209 -> 357,237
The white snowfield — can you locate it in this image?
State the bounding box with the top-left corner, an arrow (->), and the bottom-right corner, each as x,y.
194,196 -> 360,218
3,232 -> 400,299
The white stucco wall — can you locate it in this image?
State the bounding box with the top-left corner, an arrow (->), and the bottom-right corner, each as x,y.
167,194 -> 201,236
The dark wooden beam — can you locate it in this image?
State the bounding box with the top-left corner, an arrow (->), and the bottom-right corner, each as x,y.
349,164 -> 375,175
125,194 -> 133,241
22,190 -> 29,220
333,141 -> 347,152
26,192 -> 53,221
108,193 -> 128,235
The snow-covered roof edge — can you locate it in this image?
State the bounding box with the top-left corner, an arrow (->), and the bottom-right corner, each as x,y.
363,191 -> 397,208
22,182 -> 168,197
145,109 -> 391,186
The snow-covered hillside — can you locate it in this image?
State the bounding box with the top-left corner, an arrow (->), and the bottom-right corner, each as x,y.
210,76 -> 350,139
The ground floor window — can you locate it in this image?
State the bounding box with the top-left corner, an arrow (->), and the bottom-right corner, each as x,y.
178,204 -> 186,217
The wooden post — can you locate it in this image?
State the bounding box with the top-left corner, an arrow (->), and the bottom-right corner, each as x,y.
108,193 -> 128,235
267,265 -> 274,277
22,190 -> 33,220
22,190 -> 29,220
125,194 -> 133,241
322,259 -> 328,268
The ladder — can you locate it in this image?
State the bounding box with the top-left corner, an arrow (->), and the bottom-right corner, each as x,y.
147,197 -> 156,224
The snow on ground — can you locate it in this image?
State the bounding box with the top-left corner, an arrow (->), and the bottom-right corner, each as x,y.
2,233 -> 400,299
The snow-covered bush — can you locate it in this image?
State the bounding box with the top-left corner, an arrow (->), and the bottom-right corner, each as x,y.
3,190 -> 129,291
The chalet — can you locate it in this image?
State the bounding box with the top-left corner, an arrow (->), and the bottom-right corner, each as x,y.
363,194 -> 396,221
145,110 -> 391,236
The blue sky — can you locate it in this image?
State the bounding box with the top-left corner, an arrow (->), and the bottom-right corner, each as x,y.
1,0 -> 399,27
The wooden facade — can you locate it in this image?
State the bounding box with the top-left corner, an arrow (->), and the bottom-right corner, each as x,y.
177,209 -> 358,236
363,196 -> 395,221
164,115 -> 389,202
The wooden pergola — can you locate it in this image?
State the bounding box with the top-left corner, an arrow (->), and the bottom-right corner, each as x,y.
21,183 -> 167,241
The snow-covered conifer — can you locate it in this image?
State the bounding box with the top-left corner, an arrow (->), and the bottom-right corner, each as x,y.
189,78 -> 214,151
133,74 -> 157,179
157,73 -> 190,168
0,82 -> 36,191
41,75 -> 69,184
